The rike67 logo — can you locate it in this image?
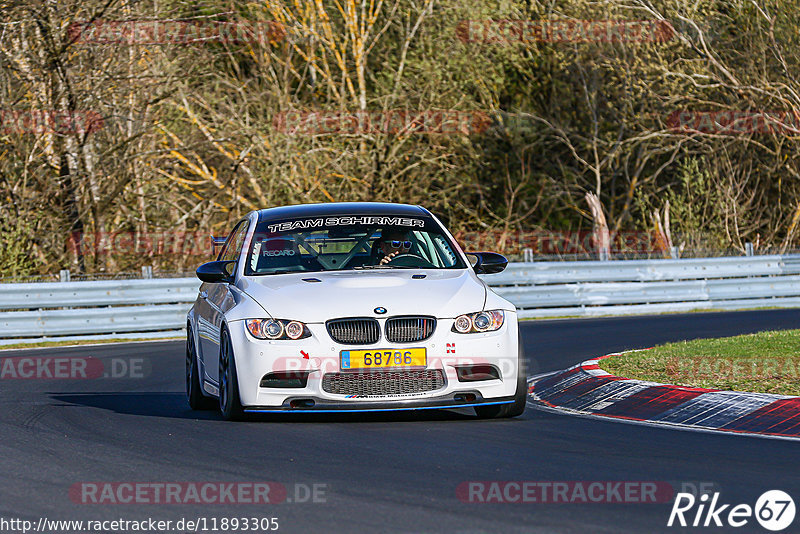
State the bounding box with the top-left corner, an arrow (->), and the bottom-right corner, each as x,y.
668,490 -> 795,531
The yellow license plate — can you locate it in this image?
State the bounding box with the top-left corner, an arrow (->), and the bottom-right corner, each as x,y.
340,348 -> 426,370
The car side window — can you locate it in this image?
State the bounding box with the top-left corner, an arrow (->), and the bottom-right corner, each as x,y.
218,220 -> 249,263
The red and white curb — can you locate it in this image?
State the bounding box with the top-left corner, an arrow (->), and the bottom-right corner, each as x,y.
528,351 -> 800,440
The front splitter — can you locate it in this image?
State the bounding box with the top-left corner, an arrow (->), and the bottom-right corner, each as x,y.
242,393 -> 516,413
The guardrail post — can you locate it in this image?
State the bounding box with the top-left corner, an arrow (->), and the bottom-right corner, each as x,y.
59,269 -> 70,282
141,266 -> 153,279
670,246 -> 680,259
745,243 -> 754,256
523,248 -> 533,263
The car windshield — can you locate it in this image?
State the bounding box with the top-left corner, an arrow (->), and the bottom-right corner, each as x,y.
244,215 -> 466,275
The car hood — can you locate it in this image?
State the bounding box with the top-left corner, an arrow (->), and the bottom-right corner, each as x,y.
238,269 -> 487,322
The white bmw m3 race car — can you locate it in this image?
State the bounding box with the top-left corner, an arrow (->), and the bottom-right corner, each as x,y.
186,202 -> 526,420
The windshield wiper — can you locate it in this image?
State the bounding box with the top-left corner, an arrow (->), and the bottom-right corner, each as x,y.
258,269 -> 306,275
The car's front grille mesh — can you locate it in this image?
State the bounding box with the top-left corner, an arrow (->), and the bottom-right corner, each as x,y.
322,370 -> 445,396
385,316 -> 436,343
326,318 -> 380,344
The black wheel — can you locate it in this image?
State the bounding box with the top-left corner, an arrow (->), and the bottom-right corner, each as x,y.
475,333 -> 528,419
219,327 -> 245,421
187,326 -> 216,410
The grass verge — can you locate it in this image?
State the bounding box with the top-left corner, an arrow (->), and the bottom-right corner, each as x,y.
600,329 -> 800,396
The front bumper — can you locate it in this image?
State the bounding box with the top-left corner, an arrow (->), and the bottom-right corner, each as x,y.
227,313 -> 520,409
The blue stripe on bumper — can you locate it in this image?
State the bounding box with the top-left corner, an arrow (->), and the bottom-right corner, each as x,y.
243,400 -> 514,414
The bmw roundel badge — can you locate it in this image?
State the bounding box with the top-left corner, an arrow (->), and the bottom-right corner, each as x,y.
374,307 -> 387,314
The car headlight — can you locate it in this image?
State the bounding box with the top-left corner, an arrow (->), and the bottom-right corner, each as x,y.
246,319 -> 311,340
451,310 -> 504,333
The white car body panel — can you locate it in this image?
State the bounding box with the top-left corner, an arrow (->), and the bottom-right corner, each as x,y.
237,269 -> 505,323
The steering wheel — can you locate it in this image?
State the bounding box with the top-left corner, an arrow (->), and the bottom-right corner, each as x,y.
385,253 -> 436,268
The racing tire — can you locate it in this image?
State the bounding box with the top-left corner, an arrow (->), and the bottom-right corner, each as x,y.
474,333 -> 528,419
186,326 -> 216,410
219,327 -> 245,421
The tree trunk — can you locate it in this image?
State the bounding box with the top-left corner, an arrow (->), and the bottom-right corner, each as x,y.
585,192 -> 610,260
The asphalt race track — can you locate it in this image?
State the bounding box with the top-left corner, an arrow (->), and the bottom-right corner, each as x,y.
1,309 -> 800,533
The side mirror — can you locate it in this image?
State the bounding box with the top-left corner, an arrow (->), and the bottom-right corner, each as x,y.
196,261 -> 235,283
467,252 -> 508,274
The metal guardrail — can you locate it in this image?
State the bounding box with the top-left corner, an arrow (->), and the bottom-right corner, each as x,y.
1,254 -> 800,343
487,254 -> 800,318
0,278 -> 200,310
0,278 -> 200,341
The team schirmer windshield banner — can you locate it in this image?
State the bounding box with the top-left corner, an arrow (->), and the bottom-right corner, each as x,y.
266,216 -> 427,233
